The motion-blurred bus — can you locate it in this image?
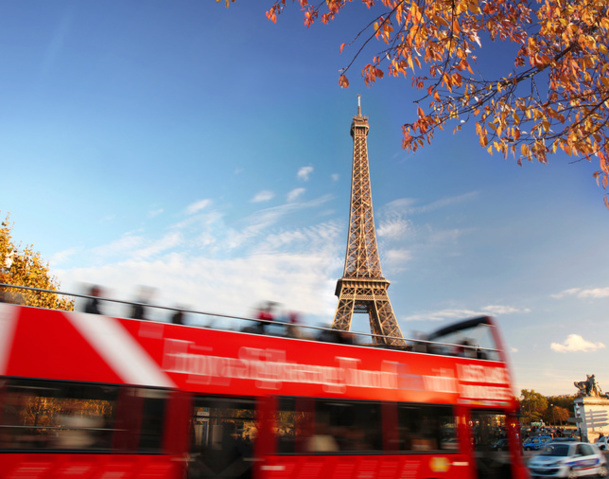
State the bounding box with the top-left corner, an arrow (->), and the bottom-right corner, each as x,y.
0,286 -> 527,479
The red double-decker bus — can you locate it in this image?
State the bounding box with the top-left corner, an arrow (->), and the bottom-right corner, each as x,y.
0,290 -> 528,479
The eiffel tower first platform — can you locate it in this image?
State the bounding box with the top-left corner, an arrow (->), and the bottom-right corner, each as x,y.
332,96 -> 406,346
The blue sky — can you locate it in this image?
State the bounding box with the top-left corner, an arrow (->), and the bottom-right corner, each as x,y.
1,1 -> 609,397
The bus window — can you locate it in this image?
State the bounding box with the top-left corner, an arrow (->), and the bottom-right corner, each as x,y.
0,378 -> 117,451
470,410 -> 512,479
318,400 -> 383,453
188,396 -> 256,479
137,388 -> 169,452
111,386 -> 169,453
275,397 -> 314,454
397,404 -> 457,452
428,316 -> 501,360
276,397 -> 383,454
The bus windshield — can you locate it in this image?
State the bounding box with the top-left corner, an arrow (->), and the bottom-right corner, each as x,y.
427,316 -> 502,361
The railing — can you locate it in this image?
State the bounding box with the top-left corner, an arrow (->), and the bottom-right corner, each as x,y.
0,282 -> 500,358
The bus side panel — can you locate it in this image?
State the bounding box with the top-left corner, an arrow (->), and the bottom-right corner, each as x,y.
455,405 -> 476,476
163,390 -> 192,456
0,453 -> 180,479
506,413 -> 529,479
260,454 -> 472,479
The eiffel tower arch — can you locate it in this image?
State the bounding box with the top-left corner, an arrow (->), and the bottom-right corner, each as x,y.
332,97 -> 405,346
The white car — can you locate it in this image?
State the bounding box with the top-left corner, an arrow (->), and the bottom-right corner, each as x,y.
528,442 -> 608,478
595,436 -> 609,451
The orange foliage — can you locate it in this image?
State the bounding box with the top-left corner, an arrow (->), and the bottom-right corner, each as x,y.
225,0 -> 609,206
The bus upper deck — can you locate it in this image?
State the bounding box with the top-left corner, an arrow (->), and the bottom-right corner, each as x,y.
0,284 -> 527,479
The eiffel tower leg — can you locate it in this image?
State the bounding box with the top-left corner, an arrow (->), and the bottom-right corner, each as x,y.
367,302 -> 386,344
375,301 -> 406,347
332,297 -> 355,331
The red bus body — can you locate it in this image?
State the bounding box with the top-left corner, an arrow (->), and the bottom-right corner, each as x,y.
0,303 -> 528,479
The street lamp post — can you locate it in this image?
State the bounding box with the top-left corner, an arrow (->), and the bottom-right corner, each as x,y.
551,404 -> 556,429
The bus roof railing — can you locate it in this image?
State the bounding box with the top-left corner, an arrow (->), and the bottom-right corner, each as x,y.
0,282 -> 502,358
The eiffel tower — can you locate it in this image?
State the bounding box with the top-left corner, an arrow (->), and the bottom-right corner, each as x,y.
332,96 -> 405,346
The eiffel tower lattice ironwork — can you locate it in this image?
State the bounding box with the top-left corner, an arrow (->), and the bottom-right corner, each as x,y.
332,96 -> 405,346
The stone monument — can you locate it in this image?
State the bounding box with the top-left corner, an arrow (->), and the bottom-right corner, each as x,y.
573,374 -> 609,442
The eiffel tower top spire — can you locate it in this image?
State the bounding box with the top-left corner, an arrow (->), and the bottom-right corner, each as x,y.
342,96 -> 383,280
332,97 -> 405,345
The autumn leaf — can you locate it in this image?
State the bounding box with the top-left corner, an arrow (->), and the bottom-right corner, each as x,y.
339,74 -> 350,88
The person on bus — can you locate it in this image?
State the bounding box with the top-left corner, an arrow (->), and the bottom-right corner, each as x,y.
307,423 -> 339,452
171,306 -> 185,325
54,403 -> 102,449
84,285 -> 103,315
286,311 -> 302,338
456,338 -> 477,358
255,302 -> 275,333
129,286 -> 154,320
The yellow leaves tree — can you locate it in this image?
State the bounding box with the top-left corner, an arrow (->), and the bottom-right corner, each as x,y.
0,215 -> 74,311
227,0 -> 609,206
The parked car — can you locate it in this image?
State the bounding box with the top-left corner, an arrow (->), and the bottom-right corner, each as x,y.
491,438 -> 509,451
595,436 -> 609,451
528,442 -> 608,478
524,435 -> 553,451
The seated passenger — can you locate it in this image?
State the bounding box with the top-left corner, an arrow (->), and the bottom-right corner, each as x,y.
307,433 -> 339,452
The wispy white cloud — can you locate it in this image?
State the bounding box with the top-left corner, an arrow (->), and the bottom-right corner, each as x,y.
55,194 -> 341,327
186,199 -> 211,215
251,190 -> 275,203
92,234 -> 144,258
579,288 -> 609,298
551,334 -> 605,353
56,242 -> 340,325
132,232 -> 182,259
402,308 -> 481,322
331,174 -> 339,182
378,218 -> 409,239
384,249 -> 412,268
148,208 -> 164,218
89,232 -> 183,261
297,166 -> 313,181
481,305 -> 531,315
50,247 -> 79,266
384,192 -> 478,216
287,188 -> 306,202
228,195 -> 334,250
552,287 -> 609,299
551,288 -> 581,299
382,248 -> 412,275
264,230 -> 307,249
262,221 -> 342,253
401,304 -> 527,322
427,228 -> 470,244
384,198 -> 417,213
171,209 -> 224,232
